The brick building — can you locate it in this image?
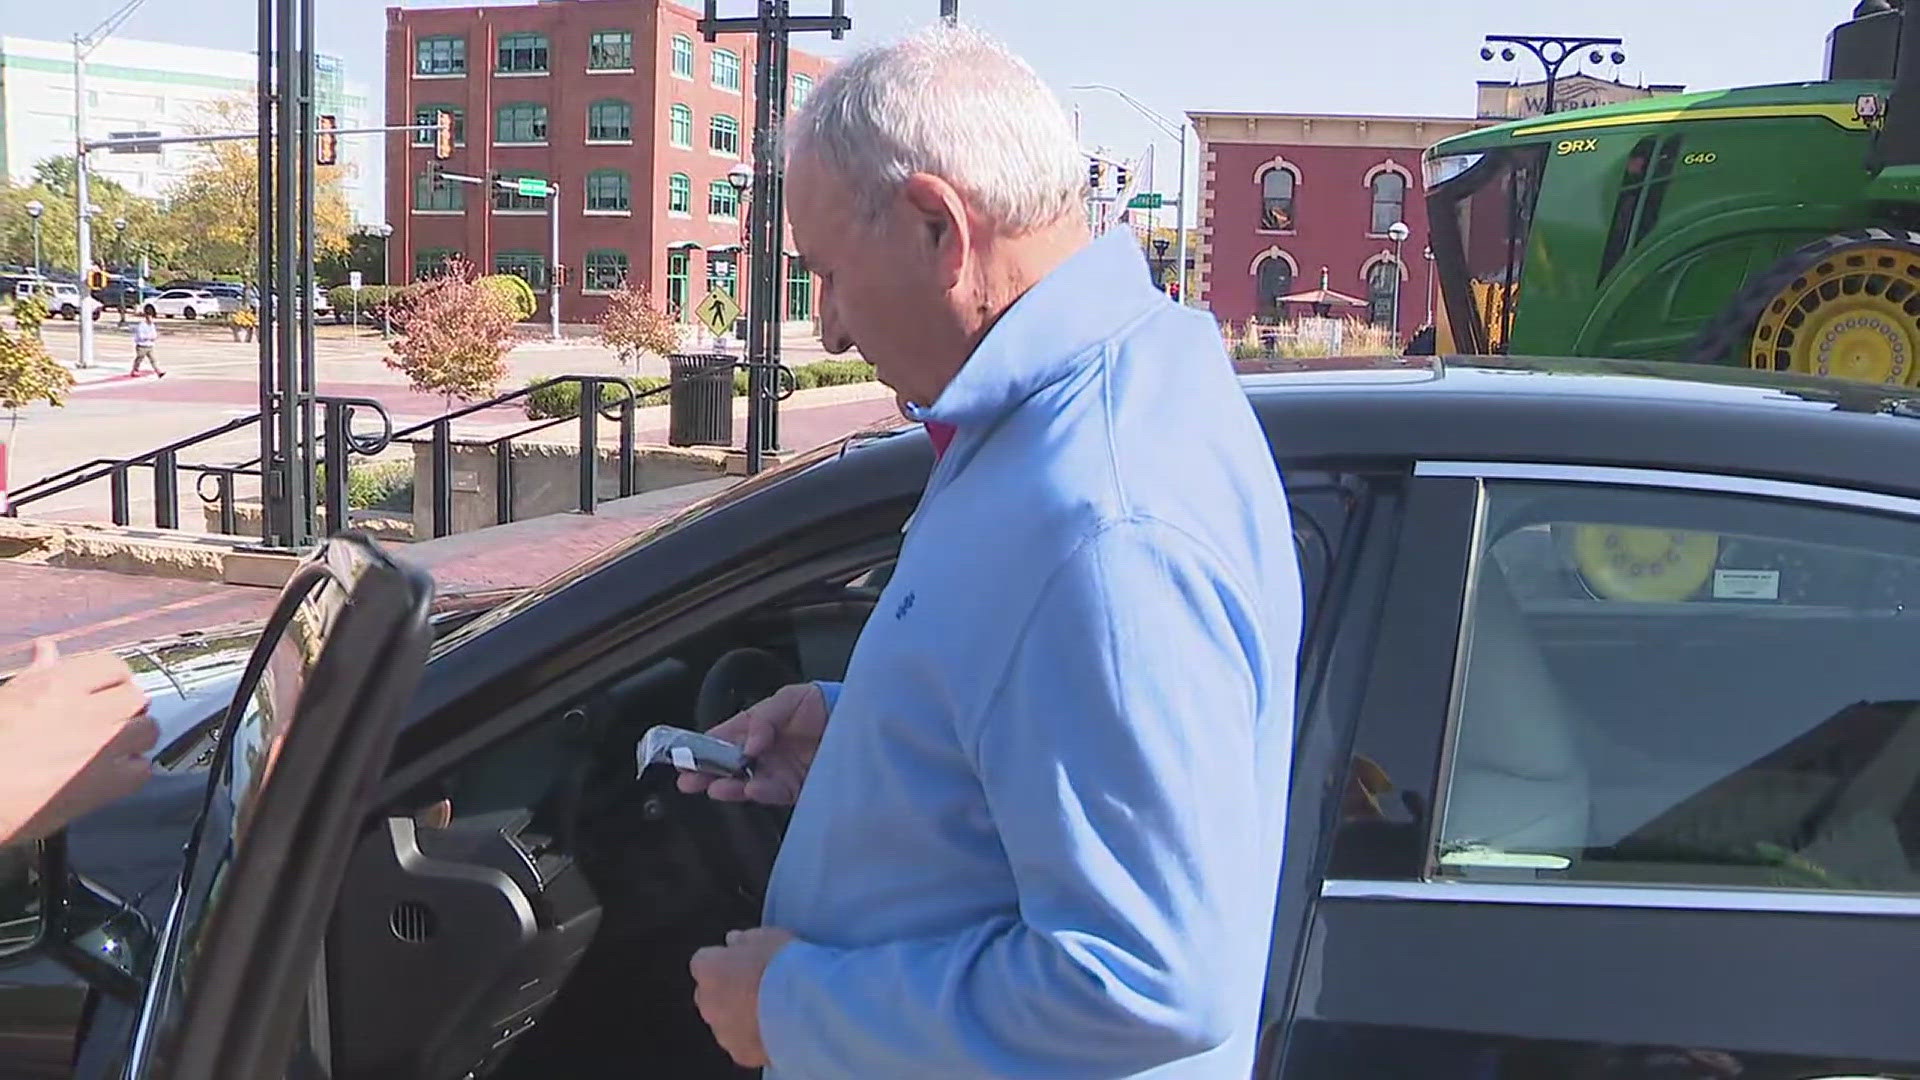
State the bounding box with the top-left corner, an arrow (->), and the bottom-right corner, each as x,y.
1193,77 -> 1685,337
385,0 -> 829,325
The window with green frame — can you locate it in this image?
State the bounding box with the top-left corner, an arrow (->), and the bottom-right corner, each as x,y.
493,171 -> 550,212
666,249 -> 691,316
707,179 -> 739,219
587,99 -> 632,142
412,105 -> 464,146
711,48 -> 741,91
668,104 -> 693,148
415,36 -> 465,75
671,34 -> 695,78
496,32 -> 548,73
495,102 -> 548,144
786,255 -> 813,321
667,173 -> 692,215
414,248 -> 457,279
709,113 -> 739,156
586,169 -> 631,212
494,251 -> 548,290
588,30 -> 633,70
585,250 -> 629,292
413,171 -> 465,212
792,73 -> 814,109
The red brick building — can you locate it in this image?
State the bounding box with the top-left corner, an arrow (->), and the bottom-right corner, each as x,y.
385,0 -> 830,326
1192,111 -> 1486,339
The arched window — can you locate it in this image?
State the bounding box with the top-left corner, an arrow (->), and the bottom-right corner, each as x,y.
1256,256 -> 1294,320
1370,172 -> 1407,235
710,114 -> 740,156
671,34 -> 694,78
495,102 -> 547,144
586,169 -> 630,212
1261,169 -> 1295,231
587,99 -> 632,142
1368,260 -> 1400,326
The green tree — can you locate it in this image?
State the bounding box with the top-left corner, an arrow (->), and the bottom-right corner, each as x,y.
0,160 -> 170,274
0,327 -> 75,458
316,228 -> 392,288
163,98 -> 353,278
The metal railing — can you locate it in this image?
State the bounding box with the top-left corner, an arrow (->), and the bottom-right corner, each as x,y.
7,361 -> 796,543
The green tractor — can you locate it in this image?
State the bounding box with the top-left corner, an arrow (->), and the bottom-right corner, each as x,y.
1424,0 -> 1920,385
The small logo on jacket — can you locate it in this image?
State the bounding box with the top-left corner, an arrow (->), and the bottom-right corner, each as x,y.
894,592 -> 916,620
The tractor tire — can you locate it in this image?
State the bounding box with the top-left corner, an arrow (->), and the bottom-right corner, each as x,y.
1688,227 -> 1920,385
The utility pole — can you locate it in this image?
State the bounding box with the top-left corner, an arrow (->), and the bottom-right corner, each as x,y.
940,0 -> 958,21
700,0 -> 850,476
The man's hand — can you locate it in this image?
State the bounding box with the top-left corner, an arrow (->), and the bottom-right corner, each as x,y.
690,926 -> 796,1068
0,640 -> 155,846
678,682 -> 826,806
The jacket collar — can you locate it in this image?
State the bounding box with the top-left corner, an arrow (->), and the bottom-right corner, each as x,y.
905,226 -> 1164,432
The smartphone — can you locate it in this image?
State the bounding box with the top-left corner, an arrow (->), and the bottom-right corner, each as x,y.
636,724 -> 752,781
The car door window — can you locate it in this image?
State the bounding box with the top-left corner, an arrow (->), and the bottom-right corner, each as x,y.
1437,478 -> 1920,893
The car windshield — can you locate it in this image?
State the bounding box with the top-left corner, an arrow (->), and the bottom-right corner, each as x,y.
1427,144 -> 1548,354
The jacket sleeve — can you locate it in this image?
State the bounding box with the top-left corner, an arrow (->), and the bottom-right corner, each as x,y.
810,680 -> 843,715
757,518 -> 1283,1078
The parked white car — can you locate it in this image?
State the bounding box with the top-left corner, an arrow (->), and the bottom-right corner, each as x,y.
14,280 -> 101,320
142,289 -> 231,320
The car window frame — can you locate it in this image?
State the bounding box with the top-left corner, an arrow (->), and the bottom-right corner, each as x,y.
1327,459 -> 1920,918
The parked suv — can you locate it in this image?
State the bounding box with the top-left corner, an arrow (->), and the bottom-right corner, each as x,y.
15,279 -> 101,320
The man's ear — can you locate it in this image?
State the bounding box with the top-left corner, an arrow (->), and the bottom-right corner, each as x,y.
899,173 -> 969,285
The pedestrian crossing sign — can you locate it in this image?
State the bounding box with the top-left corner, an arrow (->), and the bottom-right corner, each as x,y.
694,288 -> 741,338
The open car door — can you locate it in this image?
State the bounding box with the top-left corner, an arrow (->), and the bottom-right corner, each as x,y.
121,532 -> 434,1079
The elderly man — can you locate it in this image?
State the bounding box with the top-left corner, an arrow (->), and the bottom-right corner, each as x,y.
682,22 -> 1301,1079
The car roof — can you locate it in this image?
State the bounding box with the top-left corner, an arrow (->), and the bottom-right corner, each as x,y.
1241,355 -> 1920,500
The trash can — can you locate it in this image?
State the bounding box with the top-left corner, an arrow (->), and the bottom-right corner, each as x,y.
668,352 -> 736,447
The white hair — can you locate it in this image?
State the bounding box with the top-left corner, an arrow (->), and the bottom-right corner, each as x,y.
785,22 -> 1084,235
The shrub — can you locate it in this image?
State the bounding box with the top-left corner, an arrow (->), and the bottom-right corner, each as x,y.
13,294 -> 48,339
316,458 -> 415,513
522,376 -> 669,421
384,258 -> 516,408
597,285 -> 680,368
0,328 -> 75,453
477,274 -> 538,322
329,284 -> 417,326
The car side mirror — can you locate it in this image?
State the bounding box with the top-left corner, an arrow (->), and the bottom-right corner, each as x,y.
0,832 -> 154,1000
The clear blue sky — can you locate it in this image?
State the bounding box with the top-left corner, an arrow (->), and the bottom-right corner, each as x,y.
7,0 -> 1842,225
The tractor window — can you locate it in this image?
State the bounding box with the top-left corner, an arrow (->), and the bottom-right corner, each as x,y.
1598,135 -> 1685,284
1428,146 -> 1547,354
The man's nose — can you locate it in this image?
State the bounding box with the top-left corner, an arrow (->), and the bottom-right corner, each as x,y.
819,305 -> 855,354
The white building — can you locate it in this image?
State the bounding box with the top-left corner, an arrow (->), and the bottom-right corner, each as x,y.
0,35 -> 378,222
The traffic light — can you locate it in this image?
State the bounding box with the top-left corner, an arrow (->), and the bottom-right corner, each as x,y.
1116,164 -> 1129,190
86,268 -> 109,290
1087,160 -> 1103,190
434,109 -> 455,160
316,114 -> 338,166
553,263 -> 568,287
425,160 -> 444,191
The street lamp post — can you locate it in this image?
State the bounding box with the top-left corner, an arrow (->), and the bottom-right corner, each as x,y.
24,201 -> 42,278
1481,34 -> 1627,116
1423,244 -> 1436,327
375,222 -> 393,338
727,161 -> 752,342
112,216 -> 128,324
1070,84 -> 1189,305
1387,221 -> 1410,341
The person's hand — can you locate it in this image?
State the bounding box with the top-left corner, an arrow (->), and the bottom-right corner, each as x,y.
677,682 -> 826,806
0,640 -> 155,846
690,926 -> 795,1068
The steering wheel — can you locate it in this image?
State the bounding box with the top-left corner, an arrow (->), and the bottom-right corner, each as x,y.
690,648 -> 799,903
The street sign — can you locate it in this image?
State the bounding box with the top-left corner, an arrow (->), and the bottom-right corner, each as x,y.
1127,193 -> 1164,210
108,131 -> 162,155
514,177 -> 553,199
349,271 -> 363,291
693,288 -> 741,338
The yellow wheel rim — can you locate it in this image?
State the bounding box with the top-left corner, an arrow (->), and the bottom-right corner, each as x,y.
1750,245 -> 1920,386
1570,525 -> 1719,602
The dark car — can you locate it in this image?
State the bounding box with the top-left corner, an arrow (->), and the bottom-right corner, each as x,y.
13,354 -> 1920,1079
